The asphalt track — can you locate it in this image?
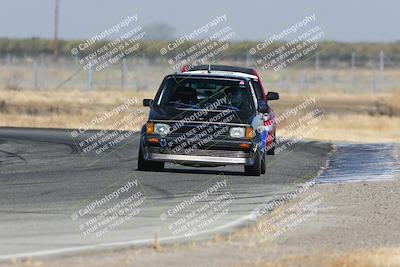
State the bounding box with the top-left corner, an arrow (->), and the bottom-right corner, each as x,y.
0,127 -> 332,260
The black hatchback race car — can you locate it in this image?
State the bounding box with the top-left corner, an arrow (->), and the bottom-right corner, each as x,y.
138,69 -> 279,176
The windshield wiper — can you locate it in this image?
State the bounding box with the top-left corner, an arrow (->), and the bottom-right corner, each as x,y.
218,104 -> 239,111
168,101 -> 200,109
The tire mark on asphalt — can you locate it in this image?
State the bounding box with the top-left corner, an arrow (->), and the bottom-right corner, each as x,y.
0,148 -> 27,163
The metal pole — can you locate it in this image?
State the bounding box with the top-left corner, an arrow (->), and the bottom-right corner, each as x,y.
351,52 -> 356,90
105,67 -> 109,89
53,0 -> 60,59
143,54 -> 148,90
121,58 -> 126,89
87,65 -> 93,90
40,54 -> 46,89
379,51 -> 384,73
33,60 -> 38,89
379,51 -> 384,90
6,53 -> 11,65
315,52 -> 320,72
246,52 -> 250,68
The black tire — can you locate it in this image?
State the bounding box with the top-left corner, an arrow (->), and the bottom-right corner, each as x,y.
267,139 -> 276,155
138,147 -> 164,171
245,150 -> 262,176
261,151 -> 266,174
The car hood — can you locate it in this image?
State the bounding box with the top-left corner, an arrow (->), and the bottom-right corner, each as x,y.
149,105 -> 253,125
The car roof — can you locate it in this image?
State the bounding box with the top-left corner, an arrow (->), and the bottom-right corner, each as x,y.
166,72 -> 255,81
181,70 -> 259,80
181,65 -> 259,80
185,64 -> 256,75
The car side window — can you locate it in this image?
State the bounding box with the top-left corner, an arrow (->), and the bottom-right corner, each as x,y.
248,81 -> 258,109
252,80 -> 264,100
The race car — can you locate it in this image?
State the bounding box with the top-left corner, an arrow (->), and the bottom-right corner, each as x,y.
138,66 -> 279,176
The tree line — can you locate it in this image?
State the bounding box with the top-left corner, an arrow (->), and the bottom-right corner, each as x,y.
1,38 -> 399,66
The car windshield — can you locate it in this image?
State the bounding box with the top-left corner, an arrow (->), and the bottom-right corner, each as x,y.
156,77 -> 254,111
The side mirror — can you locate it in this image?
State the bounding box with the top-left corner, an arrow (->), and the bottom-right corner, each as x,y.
257,100 -> 268,113
266,92 -> 279,101
143,99 -> 153,107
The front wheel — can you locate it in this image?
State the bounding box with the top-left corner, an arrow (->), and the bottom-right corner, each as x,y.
245,150 -> 263,176
138,147 -> 164,171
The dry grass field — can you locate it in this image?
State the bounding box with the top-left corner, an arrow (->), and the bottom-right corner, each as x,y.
0,89 -> 151,131
273,91 -> 400,143
0,88 -> 398,143
242,248 -> 400,267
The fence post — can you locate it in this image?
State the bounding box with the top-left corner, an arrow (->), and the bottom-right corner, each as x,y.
143,54 -> 148,90
379,51 -> 384,90
246,52 -> 251,68
87,65 -> 93,90
121,58 -> 126,89
379,51 -> 384,73
105,66 -> 109,89
6,53 -> 11,65
315,52 -> 320,72
301,70 -> 309,91
40,54 -> 46,89
33,60 -> 38,89
315,52 -> 320,88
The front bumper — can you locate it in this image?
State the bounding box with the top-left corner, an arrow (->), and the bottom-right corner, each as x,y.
143,146 -> 256,166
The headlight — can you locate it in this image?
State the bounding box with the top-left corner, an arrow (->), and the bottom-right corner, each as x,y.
229,127 -> 245,138
154,123 -> 171,136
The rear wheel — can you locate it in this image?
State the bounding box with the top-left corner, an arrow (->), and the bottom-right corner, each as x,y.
267,138 -> 276,155
261,151 -> 266,174
245,150 -> 262,176
138,147 -> 164,171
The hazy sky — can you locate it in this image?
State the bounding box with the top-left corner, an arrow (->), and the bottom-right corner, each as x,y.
0,0 -> 398,41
